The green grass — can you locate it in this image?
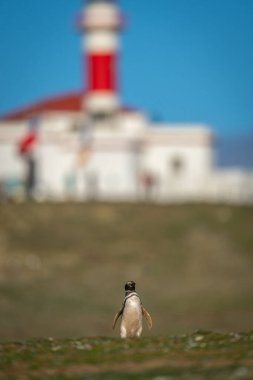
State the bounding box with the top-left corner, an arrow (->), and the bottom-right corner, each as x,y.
1,332 -> 253,379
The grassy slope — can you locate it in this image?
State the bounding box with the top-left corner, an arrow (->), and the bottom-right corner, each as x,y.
0,202 -> 253,342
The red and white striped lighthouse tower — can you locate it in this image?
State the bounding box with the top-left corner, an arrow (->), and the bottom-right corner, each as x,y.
79,0 -> 123,116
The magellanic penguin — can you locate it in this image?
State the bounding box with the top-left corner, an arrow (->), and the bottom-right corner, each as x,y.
112,281 -> 152,338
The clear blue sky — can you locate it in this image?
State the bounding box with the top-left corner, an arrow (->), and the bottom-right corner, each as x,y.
1,0 -> 253,137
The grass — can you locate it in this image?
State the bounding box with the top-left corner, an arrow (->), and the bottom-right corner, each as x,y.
0,202 -> 253,378
0,202 -> 253,341
1,332 -> 253,379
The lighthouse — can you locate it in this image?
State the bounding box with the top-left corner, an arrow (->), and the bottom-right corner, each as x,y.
79,0 -> 123,117
0,1 -> 226,204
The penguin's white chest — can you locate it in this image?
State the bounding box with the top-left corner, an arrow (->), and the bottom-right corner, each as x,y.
120,295 -> 143,338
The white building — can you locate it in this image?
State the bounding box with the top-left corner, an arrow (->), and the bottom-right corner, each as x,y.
0,0 -> 252,203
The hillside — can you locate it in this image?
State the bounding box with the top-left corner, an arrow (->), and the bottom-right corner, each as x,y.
0,202 -> 253,341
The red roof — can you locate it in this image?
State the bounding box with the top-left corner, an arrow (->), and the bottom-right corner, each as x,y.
0,92 -> 84,122
0,91 -> 140,123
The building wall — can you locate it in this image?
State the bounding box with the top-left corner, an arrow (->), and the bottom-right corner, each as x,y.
0,112 -> 253,203
140,125 -> 214,200
84,147 -> 140,200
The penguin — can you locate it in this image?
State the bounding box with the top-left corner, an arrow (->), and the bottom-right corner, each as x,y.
112,280 -> 153,338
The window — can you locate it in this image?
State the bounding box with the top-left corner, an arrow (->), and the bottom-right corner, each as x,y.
170,156 -> 184,176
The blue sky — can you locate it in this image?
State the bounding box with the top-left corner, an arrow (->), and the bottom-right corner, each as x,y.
0,0 -> 253,137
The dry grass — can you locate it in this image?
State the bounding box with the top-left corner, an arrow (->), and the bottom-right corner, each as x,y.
0,202 -> 253,341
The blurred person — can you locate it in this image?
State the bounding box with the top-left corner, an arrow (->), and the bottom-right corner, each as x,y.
18,117 -> 39,200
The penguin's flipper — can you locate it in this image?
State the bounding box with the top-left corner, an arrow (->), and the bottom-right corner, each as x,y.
112,307 -> 123,330
142,306 -> 153,330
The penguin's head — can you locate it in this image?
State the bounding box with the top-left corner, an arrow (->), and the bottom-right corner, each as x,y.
125,281 -> 136,292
